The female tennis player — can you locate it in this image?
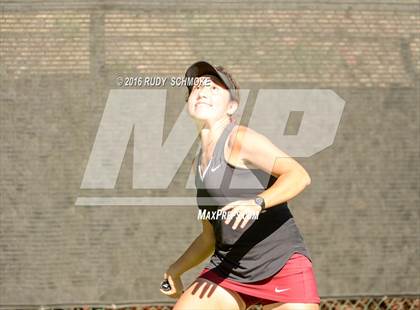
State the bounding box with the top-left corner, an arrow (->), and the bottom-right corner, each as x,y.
160,61 -> 320,310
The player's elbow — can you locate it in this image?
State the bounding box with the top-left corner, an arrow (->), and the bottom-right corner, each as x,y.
299,169 -> 311,186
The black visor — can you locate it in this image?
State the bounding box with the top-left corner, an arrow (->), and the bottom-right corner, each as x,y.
185,61 -> 238,101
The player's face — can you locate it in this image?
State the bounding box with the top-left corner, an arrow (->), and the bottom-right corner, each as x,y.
187,75 -> 234,122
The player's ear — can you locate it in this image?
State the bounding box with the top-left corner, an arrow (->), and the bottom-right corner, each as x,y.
228,100 -> 239,115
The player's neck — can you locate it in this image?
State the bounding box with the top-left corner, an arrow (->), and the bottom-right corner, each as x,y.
199,117 -> 231,149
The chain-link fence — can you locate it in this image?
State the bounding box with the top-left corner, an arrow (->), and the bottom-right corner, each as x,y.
319,296 -> 419,310
1,296 -> 418,310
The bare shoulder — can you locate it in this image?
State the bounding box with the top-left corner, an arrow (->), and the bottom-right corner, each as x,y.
227,125 -> 264,150
225,125 -> 262,169
226,124 -> 307,178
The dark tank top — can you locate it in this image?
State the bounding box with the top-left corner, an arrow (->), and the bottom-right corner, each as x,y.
195,121 -> 311,283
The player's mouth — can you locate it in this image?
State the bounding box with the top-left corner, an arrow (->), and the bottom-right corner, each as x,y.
195,101 -> 212,107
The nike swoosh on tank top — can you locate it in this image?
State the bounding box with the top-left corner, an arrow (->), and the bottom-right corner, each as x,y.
195,121 -> 312,283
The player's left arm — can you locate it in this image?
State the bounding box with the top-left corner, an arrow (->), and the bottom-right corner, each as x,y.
234,126 -> 311,208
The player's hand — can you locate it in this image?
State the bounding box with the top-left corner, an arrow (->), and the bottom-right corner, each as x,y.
160,270 -> 184,299
220,199 -> 262,230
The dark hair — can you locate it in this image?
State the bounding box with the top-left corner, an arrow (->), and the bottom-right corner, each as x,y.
185,65 -> 240,104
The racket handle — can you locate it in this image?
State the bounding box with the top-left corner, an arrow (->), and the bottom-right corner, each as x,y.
160,279 -> 172,292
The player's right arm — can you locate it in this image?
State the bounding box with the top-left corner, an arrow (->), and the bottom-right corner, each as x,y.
160,220 -> 215,298
167,219 -> 215,277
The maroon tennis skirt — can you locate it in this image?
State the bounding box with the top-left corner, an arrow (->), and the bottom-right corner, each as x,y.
198,252 -> 321,308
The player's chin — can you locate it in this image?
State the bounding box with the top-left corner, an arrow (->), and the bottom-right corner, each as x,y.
190,112 -> 214,121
